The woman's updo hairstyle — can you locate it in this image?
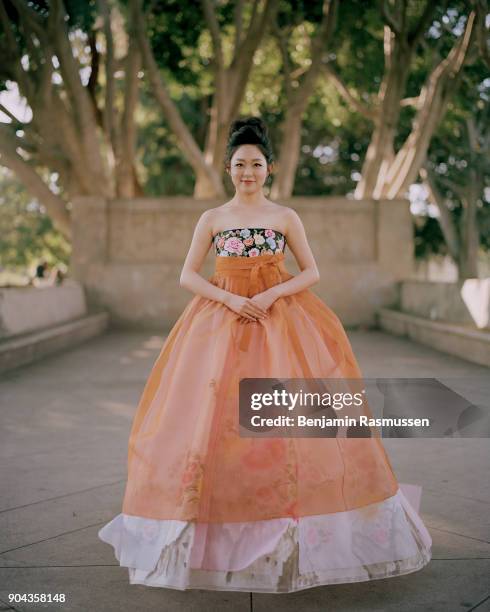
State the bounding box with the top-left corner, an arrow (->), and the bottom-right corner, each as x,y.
224,116 -> 274,171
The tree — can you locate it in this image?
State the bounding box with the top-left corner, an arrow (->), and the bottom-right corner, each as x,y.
0,166 -> 70,273
420,92 -> 489,278
269,0 -> 338,200
132,0 -> 279,198
316,1 -> 482,200
0,0 -> 142,239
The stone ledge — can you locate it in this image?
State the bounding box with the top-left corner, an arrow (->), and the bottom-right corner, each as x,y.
71,196 -> 413,327
376,308 -> 490,367
0,311 -> 110,375
399,278 -> 490,329
0,280 -> 88,337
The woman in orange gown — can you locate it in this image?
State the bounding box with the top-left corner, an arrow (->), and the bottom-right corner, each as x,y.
98,117 -> 432,592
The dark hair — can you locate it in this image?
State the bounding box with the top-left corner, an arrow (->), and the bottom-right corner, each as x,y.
224,116 -> 274,169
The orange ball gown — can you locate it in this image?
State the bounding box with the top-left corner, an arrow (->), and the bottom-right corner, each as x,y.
98,227 -> 432,592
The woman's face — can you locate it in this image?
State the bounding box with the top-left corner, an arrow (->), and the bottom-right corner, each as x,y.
227,145 -> 271,193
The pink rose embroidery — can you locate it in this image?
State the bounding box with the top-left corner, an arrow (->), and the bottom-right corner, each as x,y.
224,237 -> 245,254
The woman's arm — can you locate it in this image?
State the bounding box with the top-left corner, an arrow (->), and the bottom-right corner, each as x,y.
180,211 -> 269,321
264,208 -> 320,300
179,210 -> 232,304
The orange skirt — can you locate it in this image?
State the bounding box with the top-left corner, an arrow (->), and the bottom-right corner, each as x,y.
121,252 -> 399,523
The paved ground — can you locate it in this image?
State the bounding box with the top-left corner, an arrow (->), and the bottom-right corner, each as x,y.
0,329 -> 489,612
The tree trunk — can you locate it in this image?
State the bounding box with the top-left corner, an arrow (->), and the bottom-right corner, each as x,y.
270,106 -> 303,200
194,0 -> 280,199
381,11 -> 477,199
354,31 -> 412,199
458,178 -> 480,279
420,166 -> 460,261
0,145 -> 71,239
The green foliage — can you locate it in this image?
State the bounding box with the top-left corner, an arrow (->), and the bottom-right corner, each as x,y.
423,61 -> 490,256
414,216 -> 450,260
1,0 -> 488,268
143,0 -> 208,83
0,169 -> 71,275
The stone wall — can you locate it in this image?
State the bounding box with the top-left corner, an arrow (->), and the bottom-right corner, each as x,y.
400,279 -> 490,329
70,196 -> 414,329
0,280 -> 88,338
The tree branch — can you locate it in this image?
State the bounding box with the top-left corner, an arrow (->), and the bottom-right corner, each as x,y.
407,0 -> 443,49
98,0 -> 118,153
48,0 -> 110,194
0,125 -> 71,238
380,0 -> 402,35
420,163 -> 460,259
0,1 -> 36,100
87,28 -> 103,127
0,103 -> 25,124
475,0 -> 490,69
117,0 -> 143,196
312,0 -> 338,50
321,62 -> 378,121
201,0 -> 224,72
399,96 -> 420,107
131,0 -> 223,192
226,0 -> 280,117
233,0 -> 246,51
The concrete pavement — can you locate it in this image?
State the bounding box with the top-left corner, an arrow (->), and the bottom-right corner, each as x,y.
0,329 -> 489,611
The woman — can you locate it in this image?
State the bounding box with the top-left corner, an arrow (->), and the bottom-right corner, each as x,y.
98,116 -> 432,593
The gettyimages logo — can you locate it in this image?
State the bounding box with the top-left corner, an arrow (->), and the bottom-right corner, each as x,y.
238,377 -> 490,438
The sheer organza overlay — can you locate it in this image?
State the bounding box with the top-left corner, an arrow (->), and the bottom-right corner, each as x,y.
98,251 -> 432,591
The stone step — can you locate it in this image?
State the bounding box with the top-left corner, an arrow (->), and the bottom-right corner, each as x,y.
0,311 -> 110,375
376,308 -> 490,367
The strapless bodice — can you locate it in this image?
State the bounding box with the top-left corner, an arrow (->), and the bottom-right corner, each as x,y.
212,228 -> 287,257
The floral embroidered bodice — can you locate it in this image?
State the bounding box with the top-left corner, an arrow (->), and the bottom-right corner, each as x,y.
213,228 -> 287,257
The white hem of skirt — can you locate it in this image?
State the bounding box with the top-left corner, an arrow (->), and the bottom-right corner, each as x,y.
98,486 -> 432,593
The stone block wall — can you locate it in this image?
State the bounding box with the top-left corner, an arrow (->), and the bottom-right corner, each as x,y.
70,196 -> 414,329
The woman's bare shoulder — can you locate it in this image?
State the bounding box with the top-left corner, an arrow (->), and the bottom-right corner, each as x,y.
204,200 -> 295,235
268,201 -> 296,214
202,205 -> 231,237
199,205 -> 229,224
268,202 -> 299,231
205,202 -> 233,220
204,204 -> 223,216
